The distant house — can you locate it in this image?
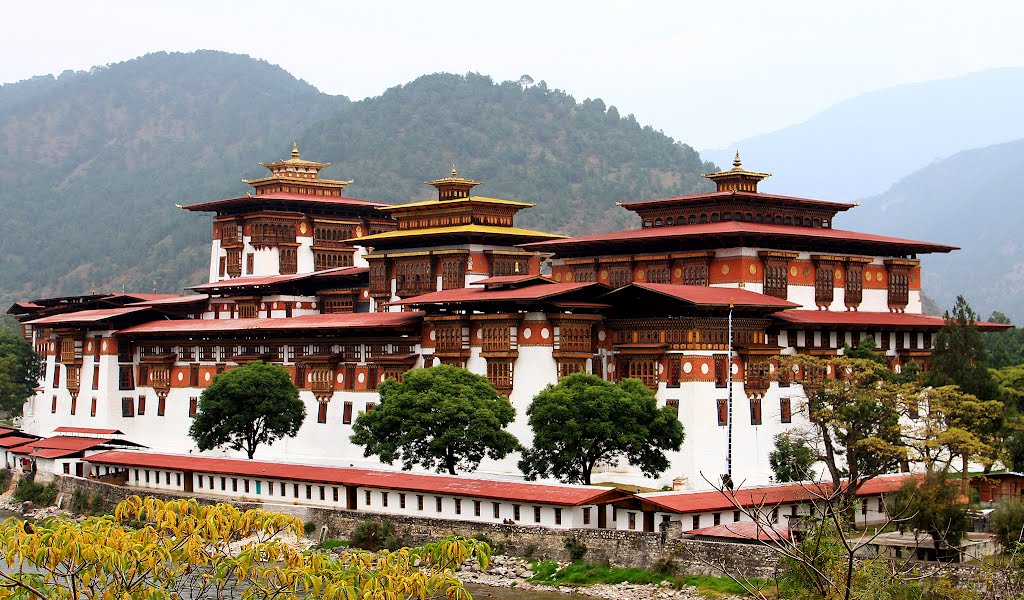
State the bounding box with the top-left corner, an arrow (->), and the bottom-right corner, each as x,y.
971,472 -> 1024,504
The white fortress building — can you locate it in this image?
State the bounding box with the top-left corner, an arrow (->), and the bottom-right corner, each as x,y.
10,147 -> 1000,494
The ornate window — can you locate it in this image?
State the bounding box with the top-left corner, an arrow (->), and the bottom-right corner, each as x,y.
749,398 -> 762,425
491,256 -> 527,276
571,265 -> 597,282
717,399 -> 728,426
486,359 -> 514,392
815,264 -> 834,305
607,265 -> 632,289
888,269 -> 910,309
763,263 -> 788,299
225,249 -> 242,278
279,247 -> 297,275
440,256 -> 467,290
645,263 -> 670,284
323,296 -> 354,314
314,250 -> 354,271
369,261 -> 389,295
680,262 -> 709,286
395,257 -> 433,296
557,359 -> 588,379
623,357 -> 658,389
480,325 -> 511,353
845,264 -> 863,308
713,354 -> 729,388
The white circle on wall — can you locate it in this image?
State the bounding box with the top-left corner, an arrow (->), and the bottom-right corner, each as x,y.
311,302 -> 317,309
260,303 -> 266,310
895,364 -> 902,374
683,362 -> 692,374
608,363 -> 615,373
101,340 -> 108,351
381,373 -> 387,382
337,373 -> 344,383
357,372 -> 365,383
273,302 -> 279,310
597,331 -> 607,342
204,372 -> 211,382
792,364 -> 800,373
700,363 -> 710,375
307,373 -> 313,383
769,363 -> 776,373
540,327 -> 550,339
827,365 -> 833,375
731,364 -> 739,375
476,329 -> 483,340
177,372 -> 184,381
429,330 -> 436,341
86,342 -> 92,352
522,328 -> 532,339
658,363 -> 664,375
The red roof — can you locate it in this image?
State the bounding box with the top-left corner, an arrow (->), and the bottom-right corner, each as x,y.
473,275 -> 554,286
53,426 -> 125,436
25,306 -> 152,325
16,436 -> 113,451
521,221 -> 957,255
128,294 -> 210,306
86,451 -> 632,506
0,435 -> 40,449
640,474 -> 912,514
618,190 -> 856,212
773,310 -> 1012,331
686,522 -> 792,542
181,192 -> 389,212
391,282 -> 603,306
190,268 -> 367,291
117,311 -> 424,336
610,283 -> 799,309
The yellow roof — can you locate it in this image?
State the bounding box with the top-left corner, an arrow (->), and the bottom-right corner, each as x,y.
350,224 -> 562,244
379,196 -> 535,212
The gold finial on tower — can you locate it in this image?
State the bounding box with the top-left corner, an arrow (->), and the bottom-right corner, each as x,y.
451,163 -> 458,177
701,149 -> 771,193
733,151 -> 742,169
291,142 -> 300,159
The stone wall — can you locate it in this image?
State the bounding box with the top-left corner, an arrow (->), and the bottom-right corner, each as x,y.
52,476 -> 1020,598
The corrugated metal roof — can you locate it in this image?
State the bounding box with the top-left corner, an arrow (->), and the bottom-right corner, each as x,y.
25,306 -> 152,325
117,311 -> 424,336
87,451 -> 632,506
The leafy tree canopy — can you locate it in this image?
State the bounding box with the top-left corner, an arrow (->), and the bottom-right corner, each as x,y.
887,471 -> 970,561
0,331 -> 42,416
519,373 -> 684,485
0,495 -> 488,599
350,365 -> 519,475
927,295 -> 999,400
769,432 -> 816,483
189,361 -> 304,459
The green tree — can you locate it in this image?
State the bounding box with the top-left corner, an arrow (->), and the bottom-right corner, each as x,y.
0,331 -> 43,416
990,499 -> 1024,551
769,432 -> 815,483
350,365 -> 519,475
788,355 -> 906,516
519,373 -> 684,485
888,471 -> 969,562
927,295 -> 999,400
189,361 -> 304,459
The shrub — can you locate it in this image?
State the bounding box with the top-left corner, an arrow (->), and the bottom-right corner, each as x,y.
563,536 -> 587,562
351,518 -> 404,552
991,500 -> 1024,550
13,478 -> 59,506
303,521 -> 317,536
0,468 -> 12,493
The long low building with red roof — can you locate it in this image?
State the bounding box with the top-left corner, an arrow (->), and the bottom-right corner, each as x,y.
8,146 -> 1007,491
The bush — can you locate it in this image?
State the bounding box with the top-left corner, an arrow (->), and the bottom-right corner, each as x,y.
69,490 -> 108,516
13,478 -> 58,506
563,536 -> 587,561
351,518 -> 404,552
319,539 -> 349,550
991,500 -> 1024,550
0,468 -> 11,493
303,521 -> 317,536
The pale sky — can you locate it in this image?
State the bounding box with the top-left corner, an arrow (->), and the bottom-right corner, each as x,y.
3,1 -> 1022,149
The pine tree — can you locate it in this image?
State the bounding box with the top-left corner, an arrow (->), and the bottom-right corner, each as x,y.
927,295 -> 999,400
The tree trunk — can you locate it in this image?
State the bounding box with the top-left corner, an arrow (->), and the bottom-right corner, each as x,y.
961,454 -> 969,498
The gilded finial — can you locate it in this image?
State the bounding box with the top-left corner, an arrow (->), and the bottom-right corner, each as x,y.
291,142 -> 300,159
451,163 -> 458,177
733,151 -> 742,169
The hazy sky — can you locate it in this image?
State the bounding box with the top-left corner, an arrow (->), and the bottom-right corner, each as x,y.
3,1 -> 1022,149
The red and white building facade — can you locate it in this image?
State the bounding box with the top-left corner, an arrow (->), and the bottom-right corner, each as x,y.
10,148 -> 1005,493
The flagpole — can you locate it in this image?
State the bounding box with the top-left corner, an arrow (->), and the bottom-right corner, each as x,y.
726,300 -> 734,486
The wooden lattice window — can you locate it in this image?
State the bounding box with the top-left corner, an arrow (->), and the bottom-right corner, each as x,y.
279,247 -> 297,275
557,359 -> 588,379
480,325 -> 511,353
815,264 -> 834,305
624,357 -> 658,389
225,249 -> 242,278
571,265 -> 597,282
486,359 -> 514,391
436,326 -> 464,353
558,324 -> 592,352
645,263 -> 670,284
845,265 -> 863,307
220,222 -> 241,246
440,256 -> 467,290
888,269 -> 910,308
680,262 -> 709,286
714,354 -> 729,388
121,396 -> 134,418
745,360 -> 771,392
749,398 -> 762,425
369,261 -> 389,295
314,250 -> 354,271
763,262 -> 789,299
608,266 -> 632,288
717,399 -> 728,426
246,253 -> 254,275
249,219 -> 296,248
780,397 -> 792,423
118,365 -> 134,390
395,257 -> 433,296
237,303 -> 258,319
491,256 -> 527,276
323,297 -> 354,314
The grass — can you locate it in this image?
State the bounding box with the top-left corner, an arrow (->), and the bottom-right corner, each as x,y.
529,560 -> 759,597
319,539 -> 350,550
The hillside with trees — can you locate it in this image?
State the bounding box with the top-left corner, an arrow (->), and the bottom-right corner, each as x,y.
0,54 -> 713,307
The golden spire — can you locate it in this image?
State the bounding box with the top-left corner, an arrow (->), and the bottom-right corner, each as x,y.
291,142 -> 300,159
451,163 -> 458,177
733,151 -> 742,169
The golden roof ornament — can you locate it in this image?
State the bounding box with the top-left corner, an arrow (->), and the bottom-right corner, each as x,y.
291,142 -> 300,159
701,149 -> 771,193
733,151 -> 742,169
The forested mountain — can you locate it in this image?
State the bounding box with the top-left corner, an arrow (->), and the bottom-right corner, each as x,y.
856,138 -> 1024,322
0,51 -> 347,306
298,73 -> 713,235
702,68 -> 1024,203
0,54 -> 713,306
